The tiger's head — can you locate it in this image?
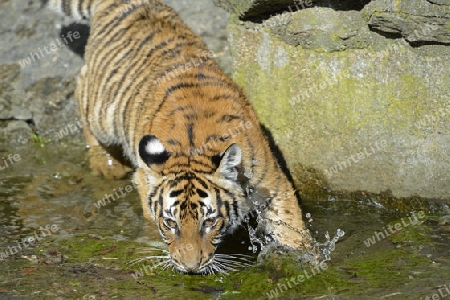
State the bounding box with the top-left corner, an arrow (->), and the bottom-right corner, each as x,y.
134,135 -> 248,274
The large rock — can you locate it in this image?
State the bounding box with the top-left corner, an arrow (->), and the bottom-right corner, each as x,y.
226,0 -> 450,199
366,0 -> 450,44
0,0 -> 230,144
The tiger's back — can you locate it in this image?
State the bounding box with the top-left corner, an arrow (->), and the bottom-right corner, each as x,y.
79,0 -> 218,162
45,0 -> 313,274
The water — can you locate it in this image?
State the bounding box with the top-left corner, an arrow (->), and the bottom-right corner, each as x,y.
0,137 -> 449,299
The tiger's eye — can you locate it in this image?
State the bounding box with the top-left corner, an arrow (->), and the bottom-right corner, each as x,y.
203,218 -> 216,227
165,218 -> 177,228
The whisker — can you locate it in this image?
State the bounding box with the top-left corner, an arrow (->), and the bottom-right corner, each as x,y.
137,247 -> 169,252
127,254 -> 170,268
216,253 -> 254,259
215,253 -> 255,264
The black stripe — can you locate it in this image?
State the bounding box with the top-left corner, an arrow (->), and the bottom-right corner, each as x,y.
92,3 -> 145,43
153,62 -> 189,83
158,193 -> 164,217
224,201 -> 230,219
215,188 -> 223,213
168,105 -> 193,116
232,199 -> 239,221
190,159 -> 214,169
198,173 -> 232,192
187,123 -> 194,148
149,181 -> 165,199
167,139 -> 181,146
153,196 -> 158,218
87,3 -> 122,41
149,182 -> 165,216
210,94 -> 238,102
195,177 -> 209,190
205,134 -> 227,143
217,114 -> 244,123
203,111 -> 217,118
95,24 -> 136,79
162,82 -> 196,102
224,190 -> 239,219
187,73 -> 222,83
146,194 -> 153,212
164,41 -> 201,56
161,222 -> 171,231
161,81 -> 238,105
169,190 -> 183,198
184,113 -> 198,121
195,73 -> 207,79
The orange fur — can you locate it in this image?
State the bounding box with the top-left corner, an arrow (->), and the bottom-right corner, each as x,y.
47,0 -> 312,274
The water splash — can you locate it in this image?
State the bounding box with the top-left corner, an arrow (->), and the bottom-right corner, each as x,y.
243,196 -> 274,254
313,228 -> 345,261
244,203 -> 345,262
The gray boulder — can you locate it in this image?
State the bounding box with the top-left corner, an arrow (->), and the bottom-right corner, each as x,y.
225,0 -> 450,200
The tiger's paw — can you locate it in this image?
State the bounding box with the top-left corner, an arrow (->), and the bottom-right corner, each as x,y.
257,218 -> 312,250
88,145 -> 133,179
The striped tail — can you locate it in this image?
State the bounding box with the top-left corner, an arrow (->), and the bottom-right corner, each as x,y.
42,0 -> 97,21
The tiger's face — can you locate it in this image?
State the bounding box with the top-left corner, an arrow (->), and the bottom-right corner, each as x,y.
136,135 -> 246,274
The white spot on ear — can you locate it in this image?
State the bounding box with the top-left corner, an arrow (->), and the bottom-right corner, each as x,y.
146,139 -> 165,154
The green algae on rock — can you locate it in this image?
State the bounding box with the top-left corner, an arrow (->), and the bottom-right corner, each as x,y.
227,1 -> 450,201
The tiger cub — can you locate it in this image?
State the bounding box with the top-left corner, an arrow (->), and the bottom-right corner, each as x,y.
44,0 -> 312,273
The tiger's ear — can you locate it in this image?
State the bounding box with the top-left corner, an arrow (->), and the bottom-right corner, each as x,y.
139,135 -> 171,166
217,144 -> 242,181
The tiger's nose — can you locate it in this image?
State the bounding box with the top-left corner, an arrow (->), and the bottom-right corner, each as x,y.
183,261 -> 200,272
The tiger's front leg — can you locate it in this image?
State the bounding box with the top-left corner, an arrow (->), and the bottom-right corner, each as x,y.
82,127 -> 133,180
76,66 -> 133,180
260,189 -> 312,250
